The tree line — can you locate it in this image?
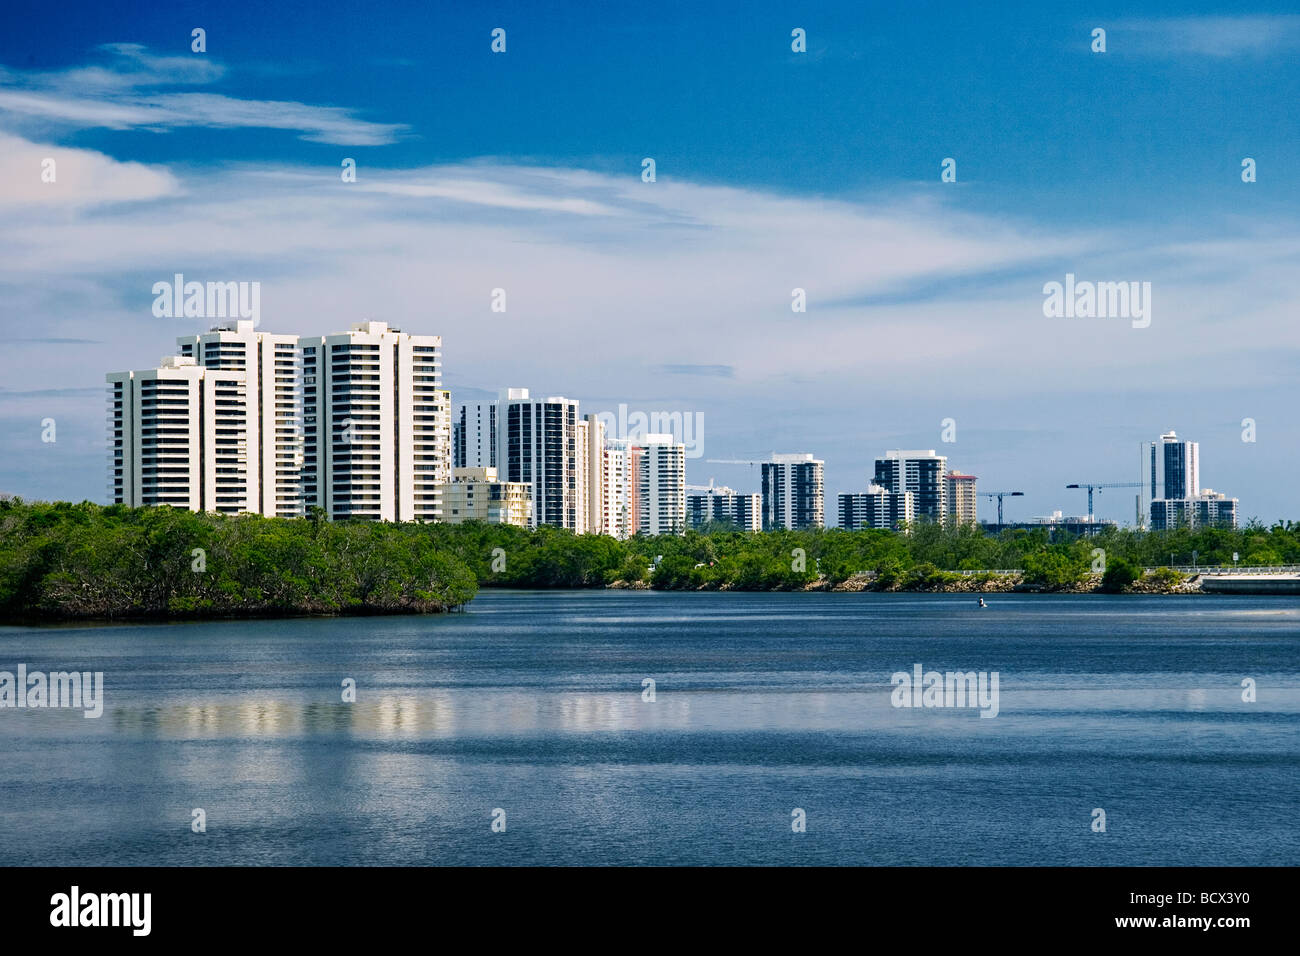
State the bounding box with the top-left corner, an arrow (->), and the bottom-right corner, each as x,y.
3,498 -> 1298,619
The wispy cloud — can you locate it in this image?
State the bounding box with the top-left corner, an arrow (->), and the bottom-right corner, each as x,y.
0,43 -> 406,145
658,365 -> 735,378
1114,15 -> 1300,57
0,386 -> 103,398
10,337 -> 103,344
357,176 -> 621,216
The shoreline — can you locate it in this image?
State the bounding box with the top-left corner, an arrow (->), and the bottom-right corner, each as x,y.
9,578 -> 1295,626
607,571 -> 1206,595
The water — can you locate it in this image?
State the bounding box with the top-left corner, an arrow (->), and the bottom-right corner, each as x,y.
1,591 -> 1297,866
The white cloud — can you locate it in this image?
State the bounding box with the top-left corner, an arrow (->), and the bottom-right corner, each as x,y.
2,152 -> 1297,518
0,132 -> 178,206
0,44 -> 406,145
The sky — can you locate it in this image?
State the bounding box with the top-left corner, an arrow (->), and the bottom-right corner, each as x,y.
1,0 -> 1297,524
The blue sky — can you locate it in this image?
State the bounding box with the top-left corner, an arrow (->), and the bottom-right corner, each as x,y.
1,1 -> 1297,523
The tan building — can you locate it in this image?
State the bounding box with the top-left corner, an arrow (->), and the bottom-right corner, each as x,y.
440,467 -> 532,526
945,472 -> 978,525
583,414 -> 605,536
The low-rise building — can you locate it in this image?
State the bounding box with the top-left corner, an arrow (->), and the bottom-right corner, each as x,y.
1151,491 -> 1239,531
439,467 -> 532,526
688,485 -> 761,531
839,485 -> 914,531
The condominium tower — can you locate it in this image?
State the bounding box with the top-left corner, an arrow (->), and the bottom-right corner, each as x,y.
300,321 -> 449,521
499,389 -> 589,531
874,450 -> 947,522
601,436 -> 640,538
1151,431 -> 1199,499
761,453 -> 825,530
945,472 -> 978,525
638,434 -> 687,535
175,319 -> 303,517
107,356 -> 250,512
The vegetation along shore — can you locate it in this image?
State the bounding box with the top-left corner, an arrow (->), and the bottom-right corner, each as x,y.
2,499 -> 1298,620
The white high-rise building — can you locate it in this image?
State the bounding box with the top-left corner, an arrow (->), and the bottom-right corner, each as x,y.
638,434 -> 686,535
874,450 -> 947,522
175,319 -> 303,517
601,437 -> 637,538
498,388 -> 588,531
107,356 -> 250,513
1149,430 -> 1236,530
761,453 -> 825,529
1152,431 -> 1200,500
300,321 -> 448,522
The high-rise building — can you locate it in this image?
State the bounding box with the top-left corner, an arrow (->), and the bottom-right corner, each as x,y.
944,471 -> 978,525
761,453 -> 825,530
838,485 -> 914,531
600,437 -> 643,538
1148,431 -> 1236,530
638,434 -> 686,535
300,321 -> 448,522
172,319 -> 303,516
583,414 -> 606,536
874,450 -> 947,522
687,485 -> 761,531
440,467 -> 532,526
1152,431 -> 1199,499
107,356 -> 250,513
455,400 -> 498,470
499,388 -> 588,531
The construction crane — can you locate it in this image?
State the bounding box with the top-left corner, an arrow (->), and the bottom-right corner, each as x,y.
705,459 -> 763,467
980,491 -> 1024,530
1065,482 -> 1144,522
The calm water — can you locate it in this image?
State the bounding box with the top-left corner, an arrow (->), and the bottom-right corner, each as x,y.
1,591 -> 1297,866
